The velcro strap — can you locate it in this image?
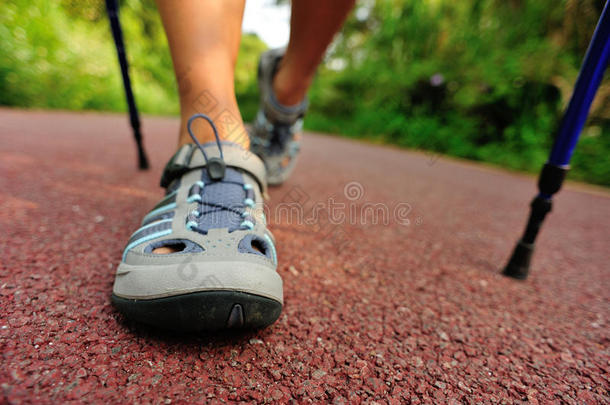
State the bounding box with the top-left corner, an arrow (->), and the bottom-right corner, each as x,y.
160,143 -> 267,194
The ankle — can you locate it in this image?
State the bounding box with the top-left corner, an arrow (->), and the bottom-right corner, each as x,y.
177,111 -> 250,149
272,64 -> 312,107
176,87 -> 249,149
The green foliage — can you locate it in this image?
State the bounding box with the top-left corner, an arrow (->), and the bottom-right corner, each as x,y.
0,0 -> 264,116
0,0 -> 172,113
234,34 -> 268,122
1,0 -> 608,185
307,0 -> 609,186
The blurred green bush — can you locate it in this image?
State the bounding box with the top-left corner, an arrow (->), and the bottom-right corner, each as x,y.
305,0 -> 609,186
1,0 -> 608,185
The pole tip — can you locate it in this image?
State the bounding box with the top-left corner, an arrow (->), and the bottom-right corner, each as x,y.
138,151 -> 149,170
503,240 -> 534,280
133,128 -> 149,170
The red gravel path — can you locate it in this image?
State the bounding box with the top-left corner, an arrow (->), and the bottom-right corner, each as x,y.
1,109 -> 609,404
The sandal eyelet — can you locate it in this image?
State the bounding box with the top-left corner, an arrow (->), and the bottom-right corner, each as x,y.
187,194 -> 202,203
240,220 -> 254,230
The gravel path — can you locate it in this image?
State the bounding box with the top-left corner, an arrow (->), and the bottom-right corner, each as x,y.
1,109 -> 608,403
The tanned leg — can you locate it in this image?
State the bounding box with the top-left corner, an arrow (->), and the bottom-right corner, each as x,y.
156,0 -> 249,148
273,0 -> 356,106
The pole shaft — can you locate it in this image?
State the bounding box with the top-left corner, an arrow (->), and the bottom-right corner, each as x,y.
105,0 -> 149,169
549,1 -> 610,167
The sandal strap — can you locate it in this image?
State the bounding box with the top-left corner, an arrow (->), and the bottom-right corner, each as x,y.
160,143 -> 268,194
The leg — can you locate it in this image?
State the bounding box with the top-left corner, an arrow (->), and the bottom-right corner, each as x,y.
113,2 -> 283,330
156,0 -> 249,148
273,0 -> 356,106
249,0 -> 355,185
155,0 -> 245,255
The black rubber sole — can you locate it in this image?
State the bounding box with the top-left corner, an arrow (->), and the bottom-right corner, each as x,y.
111,291 -> 282,332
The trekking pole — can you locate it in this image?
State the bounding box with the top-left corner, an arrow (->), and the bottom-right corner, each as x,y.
503,1 -> 609,279
105,0 -> 149,170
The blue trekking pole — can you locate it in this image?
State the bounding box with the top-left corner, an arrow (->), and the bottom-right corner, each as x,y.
105,0 -> 149,170
504,1 -> 609,279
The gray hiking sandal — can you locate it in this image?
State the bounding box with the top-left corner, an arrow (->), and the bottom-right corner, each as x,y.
111,114 -> 282,331
250,48 -> 308,185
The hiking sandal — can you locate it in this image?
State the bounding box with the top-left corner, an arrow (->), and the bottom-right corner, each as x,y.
250,48 -> 308,185
112,114 -> 282,331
